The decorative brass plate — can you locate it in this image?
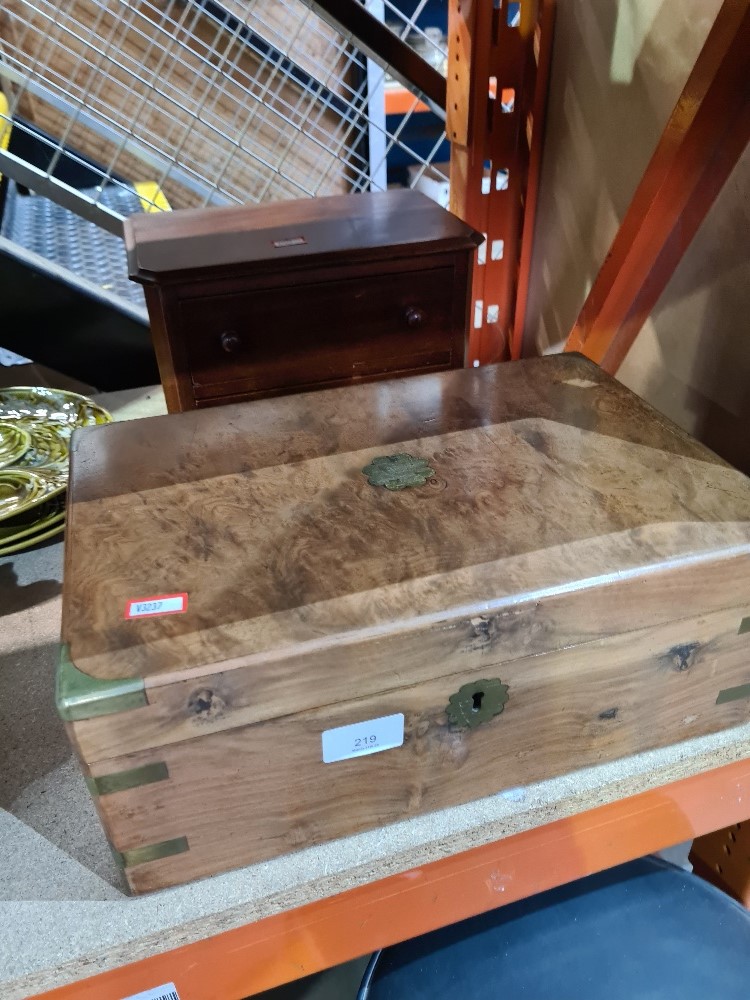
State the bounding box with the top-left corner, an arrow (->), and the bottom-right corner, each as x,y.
0,468 -> 62,521
0,515 -> 65,555
447,678 -> 509,729
0,386 -> 111,427
362,453 -> 435,491
0,421 -> 31,468
0,387 -> 110,537
17,423 -> 70,470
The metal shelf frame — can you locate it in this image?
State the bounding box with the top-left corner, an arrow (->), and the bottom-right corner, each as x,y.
30,757 -> 750,1000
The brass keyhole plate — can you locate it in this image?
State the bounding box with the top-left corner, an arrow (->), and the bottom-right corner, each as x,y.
447,678 -> 509,729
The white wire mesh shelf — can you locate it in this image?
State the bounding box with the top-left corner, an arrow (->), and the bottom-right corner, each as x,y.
0,0 -> 450,229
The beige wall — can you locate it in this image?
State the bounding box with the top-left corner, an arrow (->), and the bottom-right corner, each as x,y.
618,146 -> 750,473
524,0 -> 750,472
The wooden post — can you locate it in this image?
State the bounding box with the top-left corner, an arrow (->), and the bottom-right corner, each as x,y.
565,0 -> 750,374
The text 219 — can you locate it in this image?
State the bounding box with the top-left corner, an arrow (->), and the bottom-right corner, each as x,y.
354,735 -> 377,750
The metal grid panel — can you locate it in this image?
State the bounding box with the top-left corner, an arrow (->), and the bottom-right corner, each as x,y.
381,0 -> 448,63
1,180 -> 146,306
0,0 -> 449,227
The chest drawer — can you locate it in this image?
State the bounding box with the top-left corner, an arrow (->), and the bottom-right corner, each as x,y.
180,265 -> 458,400
126,190 -> 482,412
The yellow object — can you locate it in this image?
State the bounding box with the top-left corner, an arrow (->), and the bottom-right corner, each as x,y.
0,92 -> 10,151
0,91 -> 11,183
134,181 -> 172,213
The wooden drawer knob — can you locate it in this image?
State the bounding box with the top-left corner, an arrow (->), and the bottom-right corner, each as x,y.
220,330 -> 241,353
405,307 -> 425,328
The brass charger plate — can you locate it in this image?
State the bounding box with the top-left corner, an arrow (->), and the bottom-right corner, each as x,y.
15,423 -> 69,470
0,494 -> 66,545
0,468 -> 66,522
0,386 -> 111,427
0,516 -> 65,556
0,387 -> 110,527
0,421 -> 32,468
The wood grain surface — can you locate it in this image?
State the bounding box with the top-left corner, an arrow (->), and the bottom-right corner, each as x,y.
61,354 -> 750,892
68,539 -> 750,763
64,355 -> 750,681
89,600 -> 750,892
181,264 -> 459,400
125,189 -> 482,282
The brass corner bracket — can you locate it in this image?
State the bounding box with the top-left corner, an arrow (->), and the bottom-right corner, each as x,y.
56,643 -> 147,722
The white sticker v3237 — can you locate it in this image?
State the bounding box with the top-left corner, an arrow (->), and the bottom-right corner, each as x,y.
125,593 -> 188,619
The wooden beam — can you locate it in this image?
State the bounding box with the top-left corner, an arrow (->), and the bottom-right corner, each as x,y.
565,0 -> 750,374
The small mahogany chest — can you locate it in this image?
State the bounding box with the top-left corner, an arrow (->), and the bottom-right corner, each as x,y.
125,190 -> 482,412
59,355 -> 750,893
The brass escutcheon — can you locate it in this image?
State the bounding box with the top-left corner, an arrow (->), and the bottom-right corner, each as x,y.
446,678 -> 509,729
362,453 -> 435,491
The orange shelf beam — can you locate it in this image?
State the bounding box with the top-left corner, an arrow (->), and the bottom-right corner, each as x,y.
385,85 -> 429,115
34,757 -> 750,1000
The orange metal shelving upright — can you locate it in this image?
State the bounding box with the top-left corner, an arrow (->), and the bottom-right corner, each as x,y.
448,0 -> 556,365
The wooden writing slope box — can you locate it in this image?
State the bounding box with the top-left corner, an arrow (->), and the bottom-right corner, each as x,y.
58,355 -> 750,894
125,190 -> 482,413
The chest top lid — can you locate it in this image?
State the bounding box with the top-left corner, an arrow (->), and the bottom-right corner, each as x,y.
124,189 -> 483,284
63,355 -> 750,682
